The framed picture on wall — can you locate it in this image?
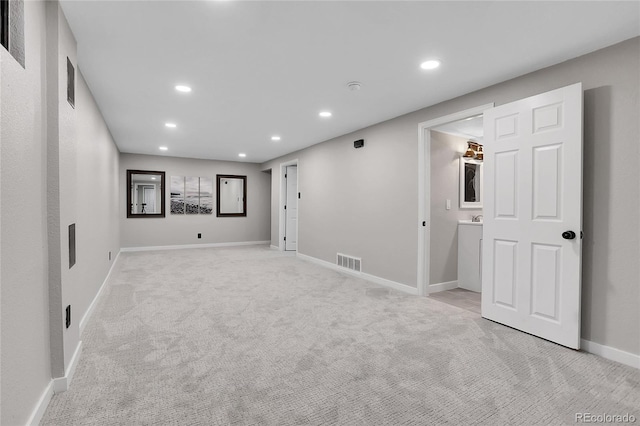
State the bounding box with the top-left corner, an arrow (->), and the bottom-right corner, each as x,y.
460,157 -> 483,209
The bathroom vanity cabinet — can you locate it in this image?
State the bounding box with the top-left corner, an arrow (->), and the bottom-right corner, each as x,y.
457,221 -> 483,293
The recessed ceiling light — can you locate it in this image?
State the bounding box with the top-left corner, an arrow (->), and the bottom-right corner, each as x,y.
319,111 -> 332,118
420,60 -> 441,70
271,136 -> 281,141
238,153 -> 246,158
159,146 -> 168,151
165,123 -> 177,128
151,177 -> 157,180
175,85 -> 192,93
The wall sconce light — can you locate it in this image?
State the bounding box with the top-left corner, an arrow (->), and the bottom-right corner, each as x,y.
463,141 -> 483,160
463,141 -> 477,158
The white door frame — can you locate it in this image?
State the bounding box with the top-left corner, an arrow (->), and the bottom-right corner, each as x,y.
278,159 -> 299,251
417,104 -> 494,296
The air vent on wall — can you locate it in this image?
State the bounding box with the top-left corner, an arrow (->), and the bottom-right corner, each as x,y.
337,253 -> 362,272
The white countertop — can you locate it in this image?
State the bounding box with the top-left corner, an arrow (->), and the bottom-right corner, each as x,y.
458,219 -> 483,226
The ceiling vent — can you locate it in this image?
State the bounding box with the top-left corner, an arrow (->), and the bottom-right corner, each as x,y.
337,253 -> 361,272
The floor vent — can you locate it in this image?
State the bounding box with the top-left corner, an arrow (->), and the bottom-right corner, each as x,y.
337,253 -> 362,272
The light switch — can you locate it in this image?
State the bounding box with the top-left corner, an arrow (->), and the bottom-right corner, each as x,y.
446,199 -> 451,210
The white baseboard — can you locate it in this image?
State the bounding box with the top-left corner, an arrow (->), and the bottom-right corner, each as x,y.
26,380 -> 53,426
29,344 -> 82,424
581,339 -> 640,369
80,251 -> 121,336
120,240 -> 270,252
297,253 -> 419,296
428,280 -> 459,294
52,341 -> 83,393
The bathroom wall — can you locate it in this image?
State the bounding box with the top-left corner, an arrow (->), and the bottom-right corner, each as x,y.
429,130 -> 482,286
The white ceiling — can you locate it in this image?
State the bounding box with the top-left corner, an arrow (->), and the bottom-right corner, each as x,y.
60,1 -> 639,163
433,115 -> 484,142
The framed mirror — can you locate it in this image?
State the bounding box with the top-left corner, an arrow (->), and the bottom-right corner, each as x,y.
127,170 -> 166,218
217,174 -> 246,217
460,158 -> 483,209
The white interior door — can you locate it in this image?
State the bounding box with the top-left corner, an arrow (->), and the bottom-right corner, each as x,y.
285,166 -> 298,251
481,83 -> 583,349
143,185 -> 156,213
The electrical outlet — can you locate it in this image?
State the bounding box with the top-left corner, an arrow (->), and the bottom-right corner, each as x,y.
198,233 -> 202,239
65,305 -> 71,329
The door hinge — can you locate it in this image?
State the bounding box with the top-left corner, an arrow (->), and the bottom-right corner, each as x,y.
285,174 -> 287,178
298,192 -> 301,199
284,205 -> 286,210
422,221 -> 426,227
284,236 -> 286,241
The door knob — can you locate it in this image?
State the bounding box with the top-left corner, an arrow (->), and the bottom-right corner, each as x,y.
562,231 -> 576,240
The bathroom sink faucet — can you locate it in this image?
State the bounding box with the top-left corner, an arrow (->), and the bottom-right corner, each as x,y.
472,215 -> 483,222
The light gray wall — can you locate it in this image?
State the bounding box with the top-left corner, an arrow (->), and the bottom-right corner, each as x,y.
55,0 -> 80,377
45,0 -> 85,380
263,118 -> 419,285
1,1 -> 121,423
120,154 -> 271,248
75,72 -> 120,335
429,131 -> 481,286
1,1 -> 50,424
262,37 -> 640,356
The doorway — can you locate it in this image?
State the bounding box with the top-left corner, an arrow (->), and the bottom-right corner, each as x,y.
134,183 -> 158,214
429,117 -> 484,297
418,83 -> 583,349
417,104 -> 493,297
279,159 -> 299,251
284,165 -> 298,251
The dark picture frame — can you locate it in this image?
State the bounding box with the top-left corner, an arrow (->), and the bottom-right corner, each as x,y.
126,169 -> 166,218
216,174 -> 247,217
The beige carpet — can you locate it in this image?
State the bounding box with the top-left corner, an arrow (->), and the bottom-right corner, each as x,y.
41,245 -> 640,425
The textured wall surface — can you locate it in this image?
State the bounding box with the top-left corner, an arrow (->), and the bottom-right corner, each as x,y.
120,154 -> 271,248
1,1 -> 50,424
262,115 -> 419,286
1,1 -> 122,423
55,0 -> 80,376
75,71 -> 120,337
262,37 -> 640,356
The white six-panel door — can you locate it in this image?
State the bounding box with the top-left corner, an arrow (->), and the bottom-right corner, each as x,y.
481,83 -> 583,349
285,165 -> 298,251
